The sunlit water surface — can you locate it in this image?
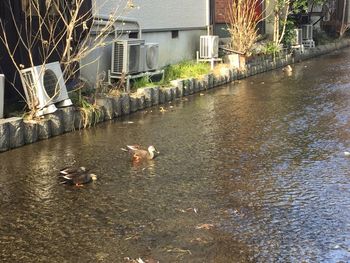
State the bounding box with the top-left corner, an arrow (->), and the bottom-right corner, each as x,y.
1,49 -> 350,262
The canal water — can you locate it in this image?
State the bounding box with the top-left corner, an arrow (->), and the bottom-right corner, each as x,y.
1,49 -> 350,262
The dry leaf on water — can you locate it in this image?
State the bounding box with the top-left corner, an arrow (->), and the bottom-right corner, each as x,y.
195,223 -> 214,230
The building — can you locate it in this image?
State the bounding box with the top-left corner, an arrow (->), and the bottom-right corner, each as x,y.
80,0 -> 212,85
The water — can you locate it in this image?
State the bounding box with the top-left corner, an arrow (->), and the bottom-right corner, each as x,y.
1,49 -> 350,262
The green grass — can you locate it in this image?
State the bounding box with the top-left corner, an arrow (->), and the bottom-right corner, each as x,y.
131,60 -> 211,90
131,76 -> 154,89
163,60 -> 211,82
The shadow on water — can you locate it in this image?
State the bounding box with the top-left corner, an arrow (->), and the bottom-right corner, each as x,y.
1,49 -> 350,262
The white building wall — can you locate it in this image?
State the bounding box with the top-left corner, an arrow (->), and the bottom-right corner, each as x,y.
94,0 -> 207,30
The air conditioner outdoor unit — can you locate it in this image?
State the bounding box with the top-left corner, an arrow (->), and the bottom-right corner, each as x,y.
200,35 -> 219,59
111,39 -> 145,75
141,43 -> 159,72
293,29 -> 303,45
0,74 -> 4,118
302,24 -> 313,40
20,61 -> 72,116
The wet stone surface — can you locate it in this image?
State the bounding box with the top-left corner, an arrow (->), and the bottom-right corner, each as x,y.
8,117 -> 24,149
23,120 -> 38,145
48,111 -> 64,137
0,120 -> 9,152
37,118 -> 51,140
96,96 -> 114,120
60,107 -> 75,133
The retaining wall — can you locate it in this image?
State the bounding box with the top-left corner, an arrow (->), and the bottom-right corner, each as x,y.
1,38 -> 350,153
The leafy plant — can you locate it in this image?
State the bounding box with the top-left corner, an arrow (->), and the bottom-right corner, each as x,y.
282,19 -> 297,47
263,42 -> 281,55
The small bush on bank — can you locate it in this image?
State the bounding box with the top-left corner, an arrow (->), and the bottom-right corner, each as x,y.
262,42 -> 281,55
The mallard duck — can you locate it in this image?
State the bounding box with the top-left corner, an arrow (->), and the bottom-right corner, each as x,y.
122,145 -> 160,161
59,166 -> 97,186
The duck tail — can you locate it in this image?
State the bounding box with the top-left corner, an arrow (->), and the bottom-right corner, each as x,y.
126,145 -> 140,151
59,167 -> 70,175
59,180 -> 69,184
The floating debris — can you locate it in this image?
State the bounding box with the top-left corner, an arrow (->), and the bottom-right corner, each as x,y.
344,151 -> 350,156
195,223 -> 214,230
164,246 -> 192,255
159,107 -> 167,113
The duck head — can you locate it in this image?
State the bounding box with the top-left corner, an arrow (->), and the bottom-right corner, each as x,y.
148,145 -> 160,158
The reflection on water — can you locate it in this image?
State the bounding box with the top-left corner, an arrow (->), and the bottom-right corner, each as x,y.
1,49 -> 350,262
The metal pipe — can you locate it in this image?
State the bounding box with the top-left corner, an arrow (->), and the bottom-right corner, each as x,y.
206,0 -> 210,35
93,14 -> 142,38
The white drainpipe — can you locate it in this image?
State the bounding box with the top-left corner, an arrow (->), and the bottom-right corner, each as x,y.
206,0 -> 210,35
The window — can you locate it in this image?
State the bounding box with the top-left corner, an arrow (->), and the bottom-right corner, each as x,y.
128,32 -> 139,39
171,30 -> 179,39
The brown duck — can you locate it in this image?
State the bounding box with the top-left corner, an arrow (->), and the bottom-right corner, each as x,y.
122,145 -> 160,162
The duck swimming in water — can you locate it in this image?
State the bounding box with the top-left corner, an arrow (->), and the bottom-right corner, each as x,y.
122,145 -> 160,162
59,166 -> 97,186
282,65 -> 293,73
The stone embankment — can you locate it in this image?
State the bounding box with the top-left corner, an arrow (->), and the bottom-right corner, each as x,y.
1,38 -> 349,153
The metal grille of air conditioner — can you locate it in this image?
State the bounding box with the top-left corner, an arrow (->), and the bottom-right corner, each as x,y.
43,69 -> 60,99
200,35 -> 219,59
21,70 -> 38,108
113,42 -> 124,74
22,71 -> 36,92
302,25 -> 313,40
112,40 -> 144,74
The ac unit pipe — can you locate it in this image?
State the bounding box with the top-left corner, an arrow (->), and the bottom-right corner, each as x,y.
93,14 -> 142,39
